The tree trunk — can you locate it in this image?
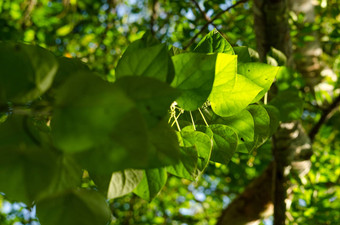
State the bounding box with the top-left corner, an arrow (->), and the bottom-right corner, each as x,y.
217,0 -> 320,224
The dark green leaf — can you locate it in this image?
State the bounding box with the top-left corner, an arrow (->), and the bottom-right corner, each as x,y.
133,168 -> 167,202
270,89 -> 303,122
168,45 -> 186,56
166,131 -> 199,181
115,40 -> 174,83
0,116 -> 82,204
263,105 -> 280,136
114,76 -> 181,128
209,124 -> 238,164
37,189 -> 111,225
181,126 -> 213,175
51,71 -> 138,153
246,104 -> 271,151
171,53 -> 216,110
234,46 -> 251,63
0,42 -> 58,103
194,29 -> 235,54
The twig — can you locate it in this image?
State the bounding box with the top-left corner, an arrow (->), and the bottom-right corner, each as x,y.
190,0 -> 211,22
190,0 -> 227,39
184,0 -> 248,50
150,0 -> 158,36
309,95 -> 340,141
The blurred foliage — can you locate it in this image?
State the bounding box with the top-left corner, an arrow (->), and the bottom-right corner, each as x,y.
0,0 -> 339,225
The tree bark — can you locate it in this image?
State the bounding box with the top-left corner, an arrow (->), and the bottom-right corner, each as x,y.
288,0 -> 323,88
217,0 -> 319,224
216,164 -> 274,225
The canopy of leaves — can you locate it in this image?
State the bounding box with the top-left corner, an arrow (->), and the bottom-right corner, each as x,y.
0,1 -> 339,225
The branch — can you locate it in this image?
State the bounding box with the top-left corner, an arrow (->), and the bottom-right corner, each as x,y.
217,163 -> 274,225
190,0 -> 211,22
309,95 -> 340,141
190,0 -> 227,39
184,0 -> 248,50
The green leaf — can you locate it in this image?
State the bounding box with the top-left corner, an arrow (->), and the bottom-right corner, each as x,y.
181,126 -> 213,175
194,125 -> 214,139
246,104 -> 271,151
0,42 -> 58,103
115,41 -> 174,83
73,108 -> 149,174
114,76 -> 181,128
238,63 -> 280,103
270,89 -> 304,122
0,146 -> 58,204
248,48 -> 260,62
267,47 -> 287,66
168,45 -> 186,56
171,53 -> 216,110
51,71 -> 137,153
56,24 -> 74,36
51,57 -> 89,89
133,168 -> 167,202
146,119 -> 181,167
166,131 -> 199,181
218,109 -> 255,143
74,118 -> 179,176
112,77 -> 181,168
194,29 -> 235,54
263,105 -> 280,136
209,62 -> 262,117
0,116 -> 82,204
107,169 -> 144,199
124,31 -> 160,53
47,155 -> 83,195
209,124 -> 238,164
37,189 -> 111,225
234,46 -> 251,63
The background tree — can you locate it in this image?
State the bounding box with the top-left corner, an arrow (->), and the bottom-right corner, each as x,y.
0,0 -> 339,225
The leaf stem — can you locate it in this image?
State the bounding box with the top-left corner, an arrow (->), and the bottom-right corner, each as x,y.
198,108 -> 209,127
189,111 -> 196,130
174,113 -> 181,131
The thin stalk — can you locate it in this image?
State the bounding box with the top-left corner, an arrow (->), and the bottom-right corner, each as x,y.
198,108 -> 209,127
189,111 -> 196,130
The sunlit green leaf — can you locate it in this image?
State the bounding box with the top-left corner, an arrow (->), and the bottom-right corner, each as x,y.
217,109 -> 255,149
238,63 -> 280,103
107,169 -> 144,199
210,69 -> 262,117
